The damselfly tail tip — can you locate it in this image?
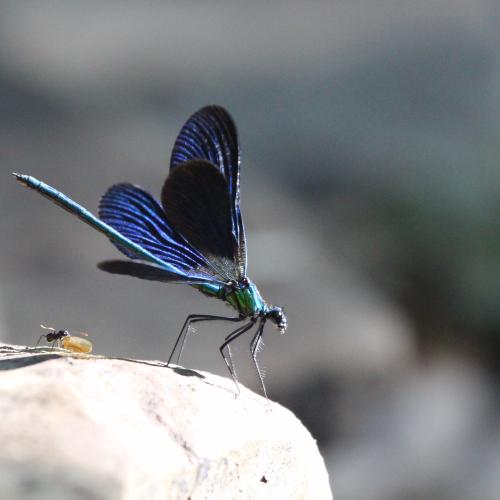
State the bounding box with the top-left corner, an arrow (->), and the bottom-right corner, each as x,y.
12,172 -> 28,185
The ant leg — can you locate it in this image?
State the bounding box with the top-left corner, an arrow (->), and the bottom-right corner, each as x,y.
219,318 -> 257,396
168,314 -> 243,366
250,319 -> 268,401
35,335 -> 46,347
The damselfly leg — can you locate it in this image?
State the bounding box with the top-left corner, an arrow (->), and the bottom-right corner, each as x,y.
168,314 -> 243,366
250,318 -> 268,400
219,318 -> 257,396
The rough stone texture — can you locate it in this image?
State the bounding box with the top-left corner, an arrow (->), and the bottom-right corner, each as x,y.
0,344 -> 332,500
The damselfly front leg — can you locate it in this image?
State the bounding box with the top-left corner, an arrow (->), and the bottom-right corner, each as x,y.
250,318 -> 268,400
219,318 -> 258,396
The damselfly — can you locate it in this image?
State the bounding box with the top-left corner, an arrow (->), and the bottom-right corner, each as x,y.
14,106 -> 286,398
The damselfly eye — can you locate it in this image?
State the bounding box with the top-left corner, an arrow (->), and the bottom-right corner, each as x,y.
240,277 -> 249,287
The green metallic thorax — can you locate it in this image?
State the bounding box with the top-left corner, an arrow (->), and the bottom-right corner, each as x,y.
194,280 -> 267,317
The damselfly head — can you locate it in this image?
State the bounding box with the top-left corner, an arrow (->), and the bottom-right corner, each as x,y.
267,306 -> 287,334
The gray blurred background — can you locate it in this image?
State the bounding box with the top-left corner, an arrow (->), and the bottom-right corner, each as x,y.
1,1 -> 499,499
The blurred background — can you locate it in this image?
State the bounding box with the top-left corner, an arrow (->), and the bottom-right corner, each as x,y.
1,1 -> 499,498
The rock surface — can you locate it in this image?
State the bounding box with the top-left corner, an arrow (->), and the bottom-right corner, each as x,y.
0,344 -> 332,500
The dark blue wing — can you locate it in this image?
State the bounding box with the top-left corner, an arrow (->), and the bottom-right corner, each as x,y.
98,183 -> 226,284
170,105 -> 247,276
161,160 -> 240,283
97,260 -> 221,285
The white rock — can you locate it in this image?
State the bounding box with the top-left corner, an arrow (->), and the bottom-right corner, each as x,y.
0,344 -> 332,500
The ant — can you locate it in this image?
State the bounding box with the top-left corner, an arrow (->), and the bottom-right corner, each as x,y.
37,324 -> 93,353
